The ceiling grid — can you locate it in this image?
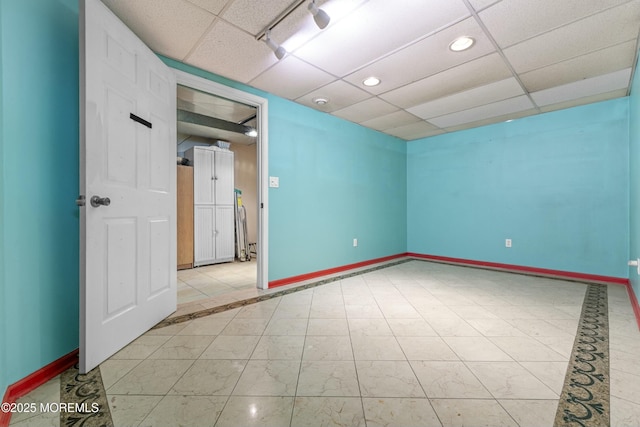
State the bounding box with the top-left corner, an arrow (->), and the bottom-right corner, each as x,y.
101,0 -> 640,140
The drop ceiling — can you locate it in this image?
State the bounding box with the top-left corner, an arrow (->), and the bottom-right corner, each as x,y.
102,0 -> 640,141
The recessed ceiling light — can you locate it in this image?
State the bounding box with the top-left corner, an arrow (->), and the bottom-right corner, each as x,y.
449,36 -> 475,52
313,97 -> 329,105
363,77 -> 381,87
245,128 -> 258,137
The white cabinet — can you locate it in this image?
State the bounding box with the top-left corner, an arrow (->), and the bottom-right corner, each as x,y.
185,146 -> 235,266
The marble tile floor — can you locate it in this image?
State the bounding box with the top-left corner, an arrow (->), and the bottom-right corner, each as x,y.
177,260 -> 257,305
9,260 -> 640,426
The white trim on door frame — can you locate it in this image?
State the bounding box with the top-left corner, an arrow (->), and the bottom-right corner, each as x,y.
173,69 -> 269,290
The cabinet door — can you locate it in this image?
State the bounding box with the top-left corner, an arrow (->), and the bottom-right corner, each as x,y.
194,205 -> 215,266
193,148 -> 215,204
214,151 -> 234,206
215,205 -> 235,261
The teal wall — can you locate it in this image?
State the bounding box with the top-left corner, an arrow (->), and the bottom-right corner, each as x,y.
163,58 -> 407,281
267,97 -> 406,279
0,0 -> 6,397
629,57 -> 640,297
0,0 -> 80,394
407,99 -> 629,278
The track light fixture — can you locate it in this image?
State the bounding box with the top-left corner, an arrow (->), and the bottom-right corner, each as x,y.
264,30 -> 286,60
308,0 -> 330,29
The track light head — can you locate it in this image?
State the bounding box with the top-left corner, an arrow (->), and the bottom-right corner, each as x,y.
308,0 -> 330,29
264,30 -> 286,60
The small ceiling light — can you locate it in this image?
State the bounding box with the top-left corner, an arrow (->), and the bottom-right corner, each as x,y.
363,77 -> 381,87
313,97 -> 329,106
449,36 -> 475,52
245,128 -> 258,137
308,0 -> 331,29
264,30 -> 286,60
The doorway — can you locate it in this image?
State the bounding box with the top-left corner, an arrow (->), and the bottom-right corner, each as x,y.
173,69 -> 269,299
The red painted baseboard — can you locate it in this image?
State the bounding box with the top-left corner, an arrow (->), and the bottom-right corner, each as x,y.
407,252 -> 629,285
268,253 -> 409,288
626,282 -> 640,330
0,348 -> 78,427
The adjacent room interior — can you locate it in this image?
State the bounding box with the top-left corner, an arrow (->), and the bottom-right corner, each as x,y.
175,85 -> 259,305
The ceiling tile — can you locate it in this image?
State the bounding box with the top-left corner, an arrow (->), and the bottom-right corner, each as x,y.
408,78 -> 524,119
360,111 -> 422,131
101,0 -> 215,60
342,17 -> 496,95
478,0 -> 631,48
296,80 -> 371,112
380,53 -> 513,108
467,0 -> 501,12
443,109 -> 538,133
294,0 -> 470,76
538,89 -> 628,113
249,56 -> 335,100
185,20 -> 278,83
331,97 -> 399,123
531,68 -> 631,107
384,121 -> 444,140
428,95 -> 535,128
519,41 -> 637,92
221,0 -> 295,35
503,1 -> 640,73
185,0 -> 231,15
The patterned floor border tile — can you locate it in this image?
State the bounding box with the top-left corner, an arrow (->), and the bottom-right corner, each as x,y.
59,363 -> 113,427
554,283 -> 610,426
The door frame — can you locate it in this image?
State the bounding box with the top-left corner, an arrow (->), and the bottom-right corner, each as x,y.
174,69 -> 269,289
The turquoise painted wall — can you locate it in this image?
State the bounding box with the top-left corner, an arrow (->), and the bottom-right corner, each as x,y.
0,0 -> 79,393
629,55 -> 640,297
407,99 -> 629,278
267,97 -> 406,279
0,0 -> 6,397
163,58 -> 407,281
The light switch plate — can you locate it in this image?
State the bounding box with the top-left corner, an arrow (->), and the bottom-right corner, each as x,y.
269,176 -> 279,188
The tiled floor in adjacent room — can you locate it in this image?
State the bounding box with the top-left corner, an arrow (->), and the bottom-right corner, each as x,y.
177,260 -> 257,305
9,260 -> 640,426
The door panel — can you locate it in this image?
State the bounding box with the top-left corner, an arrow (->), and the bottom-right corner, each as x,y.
214,151 -> 235,206
194,205 -> 216,266
194,148 -> 215,204
215,205 -> 235,261
80,0 -> 176,373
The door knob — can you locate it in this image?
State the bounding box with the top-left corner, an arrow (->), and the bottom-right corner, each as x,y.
90,195 -> 111,207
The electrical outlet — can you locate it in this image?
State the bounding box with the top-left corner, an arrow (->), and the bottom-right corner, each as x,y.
269,176 -> 279,188
353,238 -> 358,247
505,239 -> 512,248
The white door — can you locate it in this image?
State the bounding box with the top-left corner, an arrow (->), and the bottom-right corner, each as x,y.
79,0 -> 177,373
